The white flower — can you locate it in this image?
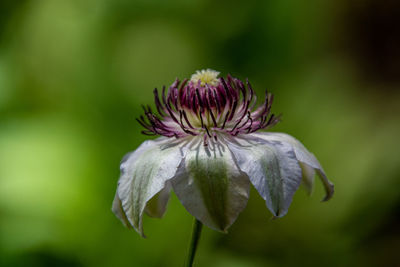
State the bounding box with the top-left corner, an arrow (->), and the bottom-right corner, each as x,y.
112,69 -> 334,237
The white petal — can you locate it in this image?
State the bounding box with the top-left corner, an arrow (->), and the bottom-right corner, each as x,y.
115,137 -> 187,237
315,169 -> 335,201
300,162 -> 315,195
171,138 -> 250,232
227,136 -> 302,217
251,132 -> 334,201
112,192 -> 131,228
144,181 -> 172,218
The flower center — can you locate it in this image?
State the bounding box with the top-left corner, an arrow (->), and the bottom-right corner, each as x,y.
190,69 -> 220,87
138,69 -> 281,145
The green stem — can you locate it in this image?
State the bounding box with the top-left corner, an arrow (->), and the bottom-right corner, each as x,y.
185,218 -> 203,267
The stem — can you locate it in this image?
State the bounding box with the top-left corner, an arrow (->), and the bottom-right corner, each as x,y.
185,218 -> 203,267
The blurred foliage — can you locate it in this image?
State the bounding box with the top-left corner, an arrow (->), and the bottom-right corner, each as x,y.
0,0 -> 400,266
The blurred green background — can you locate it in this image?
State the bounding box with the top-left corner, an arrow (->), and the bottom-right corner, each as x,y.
1,0 -> 400,266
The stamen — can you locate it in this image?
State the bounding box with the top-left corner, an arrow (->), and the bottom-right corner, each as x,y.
179,111 -> 197,136
246,81 -> 257,111
205,88 -> 217,127
141,130 -> 157,136
234,111 -> 252,133
154,88 -> 166,116
199,109 -> 204,128
204,126 -> 211,138
182,110 -> 194,129
237,79 -> 247,102
137,70 -> 280,139
179,78 -> 188,92
165,104 -> 180,124
195,88 -> 204,110
230,108 -> 250,133
191,93 -> 197,114
246,112 -> 253,133
136,117 -> 152,131
220,78 -> 233,105
209,109 -> 218,127
161,86 -> 167,107
226,75 -> 239,101
185,85 -> 191,109
212,89 -> 221,114
263,114 -> 278,129
221,109 -> 230,129
227,100 -> 238,121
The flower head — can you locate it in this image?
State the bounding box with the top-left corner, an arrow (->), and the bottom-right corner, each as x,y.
112,69 -> 334,237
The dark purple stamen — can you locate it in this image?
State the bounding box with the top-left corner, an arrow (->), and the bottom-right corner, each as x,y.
137,73 -> 280,140
182,110 -> 194,129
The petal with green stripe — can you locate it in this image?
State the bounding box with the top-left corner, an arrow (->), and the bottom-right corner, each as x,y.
251,132 -> 334,201
116,137 -> 186,237
171,141 -> 250,232
112,191 -> 132,228
145,181 -> 172,218
228,135 -> 302,217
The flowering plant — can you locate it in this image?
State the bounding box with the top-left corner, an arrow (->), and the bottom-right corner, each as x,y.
112,69 -> 334,265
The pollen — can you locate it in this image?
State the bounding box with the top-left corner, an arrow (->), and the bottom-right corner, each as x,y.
190,69 -> 220,87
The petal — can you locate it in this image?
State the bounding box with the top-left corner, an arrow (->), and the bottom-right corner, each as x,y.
227,136 -> 302,217
251,132 -> 334,201
116,137 -> 187,237
145,181 -> 172,218
171,139 -> 250,232
315,169 -> 335,202
300,162 -> 315,195
112,192 -> 131,228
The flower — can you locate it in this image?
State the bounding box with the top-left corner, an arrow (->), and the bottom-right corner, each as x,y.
112,69 -> 334,237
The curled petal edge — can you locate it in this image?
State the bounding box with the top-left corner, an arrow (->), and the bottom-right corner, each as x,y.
248,132 -> 334,202
226,135 -> 302,218
114,137 -> 188,237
